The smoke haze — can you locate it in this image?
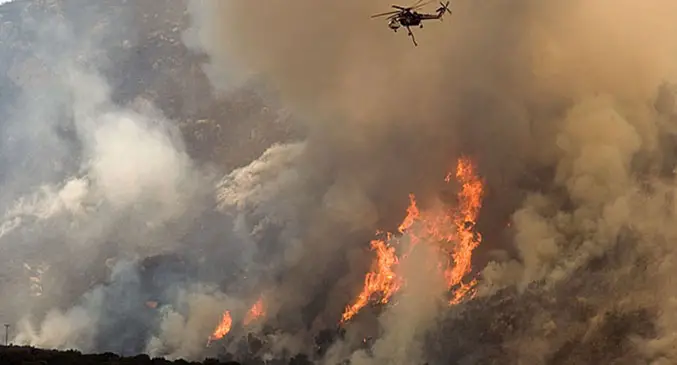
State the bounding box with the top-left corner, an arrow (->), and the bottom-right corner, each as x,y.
3,0 -> 677,364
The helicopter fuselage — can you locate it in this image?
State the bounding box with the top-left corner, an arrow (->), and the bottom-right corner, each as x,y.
388,12 -> 423,31
399,13 -> 423,26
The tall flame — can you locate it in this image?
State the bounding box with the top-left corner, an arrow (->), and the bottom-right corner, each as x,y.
341,156 -> 484,322
207,310 -> 232,345
445,157 -> 483,304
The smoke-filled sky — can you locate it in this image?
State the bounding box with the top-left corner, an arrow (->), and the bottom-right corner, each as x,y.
3,0 -> 677,364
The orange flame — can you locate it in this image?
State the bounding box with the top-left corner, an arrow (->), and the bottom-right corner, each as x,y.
444,156 -> 483,303
341,238 -> 402,323
398,194 -> 420,233
207,310 -> 232,345
341,156 -> 484,322
244,297 -> 266,326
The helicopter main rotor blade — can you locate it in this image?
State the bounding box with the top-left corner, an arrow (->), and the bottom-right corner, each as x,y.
411,0 -> 434,10
410,0 -> 426,8
371,10 -> 401,18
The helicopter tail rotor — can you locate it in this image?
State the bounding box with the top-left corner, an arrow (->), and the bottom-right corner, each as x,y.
437,1 -> 451,17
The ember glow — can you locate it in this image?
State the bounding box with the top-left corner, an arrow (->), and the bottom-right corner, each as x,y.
341,157 -> 484,322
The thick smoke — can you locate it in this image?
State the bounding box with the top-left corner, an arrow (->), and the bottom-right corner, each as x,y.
186,0 -> 677,363
5,0 -> 677,363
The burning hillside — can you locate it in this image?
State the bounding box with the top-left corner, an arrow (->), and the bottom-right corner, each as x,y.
2,0 -> 677,364
206,156 -> 483,345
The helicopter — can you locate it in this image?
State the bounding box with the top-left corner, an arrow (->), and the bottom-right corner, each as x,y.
371,0 -> 452,46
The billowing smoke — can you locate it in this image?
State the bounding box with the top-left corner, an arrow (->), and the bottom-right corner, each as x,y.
4,0 -> 677,364
185,0 -> 677,364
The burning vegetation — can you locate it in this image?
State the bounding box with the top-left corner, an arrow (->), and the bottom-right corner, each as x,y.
341,156 -> 484,323
208,297 -> 267,344
208,311 -> 233,345
206,156 -> 485,354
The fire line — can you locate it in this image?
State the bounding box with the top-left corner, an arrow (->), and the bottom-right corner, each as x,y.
206,157 -> 484,339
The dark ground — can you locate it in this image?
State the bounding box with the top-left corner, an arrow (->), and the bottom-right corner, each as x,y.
0,345 -> 325,365
0,345 -> 240,365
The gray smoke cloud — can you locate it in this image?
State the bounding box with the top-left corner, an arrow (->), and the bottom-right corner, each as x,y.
185,0 -> 677,363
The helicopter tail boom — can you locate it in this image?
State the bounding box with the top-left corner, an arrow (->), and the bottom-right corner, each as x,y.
417,1 -> 451,20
